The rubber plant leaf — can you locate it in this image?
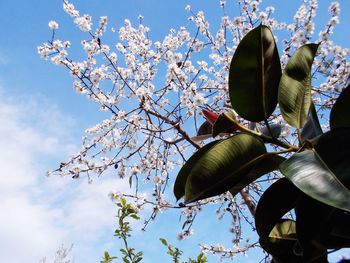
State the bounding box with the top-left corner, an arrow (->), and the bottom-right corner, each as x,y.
260,123 -> 283,139
279,149 -> 350,212
174,140 -> 220,201
278,43 -> 319,128
314,128 -> 350,189
229,24 -> 281,122
212,111 -> 239,137
263,220 -> 303,262
184,133 -> 266,203
255,178 -> 301,240
320,208 -> 350,248
330,84 -> 350,130
191,121 -> 213,142
255,178 -> 303,261
228,154 -> 285,198
301,102 -> 323,142
295,195 -> 350,253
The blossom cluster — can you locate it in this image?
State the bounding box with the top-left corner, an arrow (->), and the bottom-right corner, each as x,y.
38,0 -> 349,260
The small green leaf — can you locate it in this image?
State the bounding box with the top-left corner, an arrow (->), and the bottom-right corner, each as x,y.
229,154 -> 285,197
191,121 -> 213,142
278,43 -> 319,128
184,133 -> 266,203
212,111 -> 238,137
174,141 -> 220,201
159,238 -> 168,246
197,121 -> 212,136
229,24 -> 281,122
330,84 -> 350,129
279,149 -> 350,211
301,103 -> 323,142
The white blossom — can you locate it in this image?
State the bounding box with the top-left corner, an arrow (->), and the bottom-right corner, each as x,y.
48,20 -> 59,30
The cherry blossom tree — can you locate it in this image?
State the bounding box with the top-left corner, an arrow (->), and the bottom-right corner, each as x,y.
38,0 -> 349,261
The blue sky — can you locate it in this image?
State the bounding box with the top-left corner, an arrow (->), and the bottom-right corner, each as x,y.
0,0 -> 349,262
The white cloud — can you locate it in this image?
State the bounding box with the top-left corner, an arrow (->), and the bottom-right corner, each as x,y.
0,53 -> 8,65
0,90 -> 132,263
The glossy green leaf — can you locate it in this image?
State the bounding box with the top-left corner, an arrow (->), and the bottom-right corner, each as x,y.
197,121 -> 212,136
174,141 -> 220,201
191,121 -> 213,142
212,111 -> 238,137
255,178 -> 301,239
278,43 -> 319,128
295,195 -> 350,251
314,128 -> 350,188
255,178 -> 303,261
184,133 -> 266,203
260,123 -> 282,138
262,220 -> 302,262
279,149 -> 350,211
269,219 -> 297,241
301,103 -> 323,142
330,84 -> 350,129
229,24 -> 281,122
228,154 -> 285,197
294,196 -> 331,262
322,209 -> 350,248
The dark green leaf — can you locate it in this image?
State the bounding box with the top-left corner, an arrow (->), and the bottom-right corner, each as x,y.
279,149 -> 350,211
314,128 -> 350,189
295,196 -> 330,261
229,25 -> 281,122
262,219 -> 303,262
278,43 -> 319,128
255,178 -> 301,239
191,121 -> 213,141
229,154 -> 285,197
260,123 -> 282,138
174,141 -> 220,201
330,84 -> 350,129
184,133 -> 266,203
301,103 -> 323,142
212,111 -> 238,137
320,208 -> 350,248
197,121 -> 212,136
295,195 -> 350,253
255,178 -> 303,262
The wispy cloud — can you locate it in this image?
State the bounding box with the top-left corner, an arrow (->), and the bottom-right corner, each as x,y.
0,53 -> 8,65
0,90 -> 132,263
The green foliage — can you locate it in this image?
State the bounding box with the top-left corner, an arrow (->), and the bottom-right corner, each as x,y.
182,133 -> 267,203
229,24 -> 281,122
278,44 -> 319,130
159,238 -> 208,263
330,84 -> 350,129
212,111 -> 238,137
102,198 -> 143,263
300,103 -> 323,142
174,24 -> 350,262
279,149 -> 350,211
100,251 -> 118,263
